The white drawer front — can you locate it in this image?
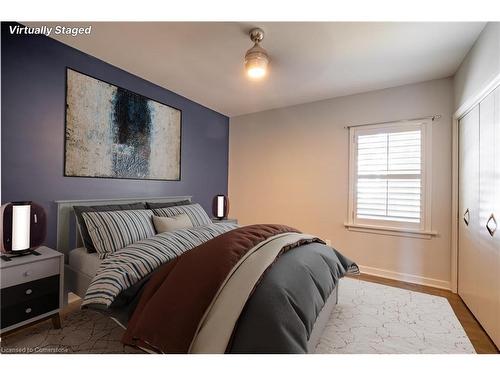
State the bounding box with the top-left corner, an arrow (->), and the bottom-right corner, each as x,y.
1,258 -> 60,289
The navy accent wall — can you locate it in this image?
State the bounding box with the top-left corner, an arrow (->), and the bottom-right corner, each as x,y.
1,22 -> 229,249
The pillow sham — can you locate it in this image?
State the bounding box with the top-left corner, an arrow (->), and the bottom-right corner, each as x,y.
146,200 -> 191,209
82,209 -> 155,259
152,203 -> 212,227
74,202 -> 146,253
152,213 -> 193,234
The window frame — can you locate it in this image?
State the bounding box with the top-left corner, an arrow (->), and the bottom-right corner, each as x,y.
345,119 -> 436,238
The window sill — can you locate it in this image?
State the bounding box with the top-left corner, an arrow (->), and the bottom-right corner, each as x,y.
344,222 -> 438,239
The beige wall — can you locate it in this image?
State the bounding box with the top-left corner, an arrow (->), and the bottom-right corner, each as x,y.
229,78 -> 454,288
454,22 -> 500,110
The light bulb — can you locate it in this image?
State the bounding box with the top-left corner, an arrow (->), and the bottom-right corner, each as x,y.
246,60 -> 267,79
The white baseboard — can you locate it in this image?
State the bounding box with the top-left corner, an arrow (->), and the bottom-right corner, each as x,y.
358,265 -> 451,291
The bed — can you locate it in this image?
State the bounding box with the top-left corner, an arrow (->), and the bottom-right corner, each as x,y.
55,196 -> 356,353
56,196 -> 192,301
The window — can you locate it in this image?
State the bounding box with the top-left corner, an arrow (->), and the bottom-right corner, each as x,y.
346,120 -> 435,238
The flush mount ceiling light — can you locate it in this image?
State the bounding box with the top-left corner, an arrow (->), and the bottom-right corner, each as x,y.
244,28 -> 269,80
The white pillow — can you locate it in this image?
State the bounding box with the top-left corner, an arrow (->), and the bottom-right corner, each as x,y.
152,213 -> 193,234
152,203 -> 212,226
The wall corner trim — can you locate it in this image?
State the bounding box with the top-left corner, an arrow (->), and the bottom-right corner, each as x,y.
454,72 -> 500,120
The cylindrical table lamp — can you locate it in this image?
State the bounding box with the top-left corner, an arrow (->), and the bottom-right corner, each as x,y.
212,195 -> 229,220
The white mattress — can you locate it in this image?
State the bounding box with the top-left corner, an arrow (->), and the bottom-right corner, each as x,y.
68,247 -> 102,278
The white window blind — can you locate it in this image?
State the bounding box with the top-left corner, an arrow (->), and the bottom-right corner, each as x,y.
355,127 -> 422,225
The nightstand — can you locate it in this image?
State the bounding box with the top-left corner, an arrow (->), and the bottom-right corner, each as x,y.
211,218 -> 238,224
1,247 -> 64,334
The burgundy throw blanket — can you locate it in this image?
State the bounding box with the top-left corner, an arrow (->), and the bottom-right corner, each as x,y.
122,224 -> 322,353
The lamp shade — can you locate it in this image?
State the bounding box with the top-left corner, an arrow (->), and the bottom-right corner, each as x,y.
212,195 -> 229,220
1,201 -> 47,253
245,43 -> 269,79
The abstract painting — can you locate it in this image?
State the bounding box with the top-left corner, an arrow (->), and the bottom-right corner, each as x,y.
64,68 -> 181,180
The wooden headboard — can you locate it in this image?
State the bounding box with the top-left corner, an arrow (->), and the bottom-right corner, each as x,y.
55,196 -> 192,261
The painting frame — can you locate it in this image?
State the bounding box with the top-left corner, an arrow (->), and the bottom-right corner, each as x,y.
63,67 -> 182,182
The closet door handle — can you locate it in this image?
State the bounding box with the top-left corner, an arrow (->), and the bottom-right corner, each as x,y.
463,209 -> 470,226
486,213 -> 497,237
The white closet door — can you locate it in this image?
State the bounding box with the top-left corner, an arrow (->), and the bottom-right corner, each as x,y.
458,106 -> 480,313
478,86 -> 500,348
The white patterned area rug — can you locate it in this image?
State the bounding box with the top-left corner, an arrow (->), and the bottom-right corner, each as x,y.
315,278 -> 475,354
1,278 -> 475,354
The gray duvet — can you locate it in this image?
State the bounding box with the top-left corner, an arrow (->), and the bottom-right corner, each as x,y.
228,242 -> 357,353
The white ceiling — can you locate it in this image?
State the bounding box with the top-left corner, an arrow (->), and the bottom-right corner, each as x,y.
32,22 -> 485,116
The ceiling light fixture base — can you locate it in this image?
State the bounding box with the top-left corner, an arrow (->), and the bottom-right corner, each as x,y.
249,28 -> 265,43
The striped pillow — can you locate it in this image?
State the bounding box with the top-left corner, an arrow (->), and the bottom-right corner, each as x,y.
82,209 -> 156,259
152,203 -> 212,227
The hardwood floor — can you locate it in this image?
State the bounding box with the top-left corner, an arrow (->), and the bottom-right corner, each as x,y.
348,273 -> 499,354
